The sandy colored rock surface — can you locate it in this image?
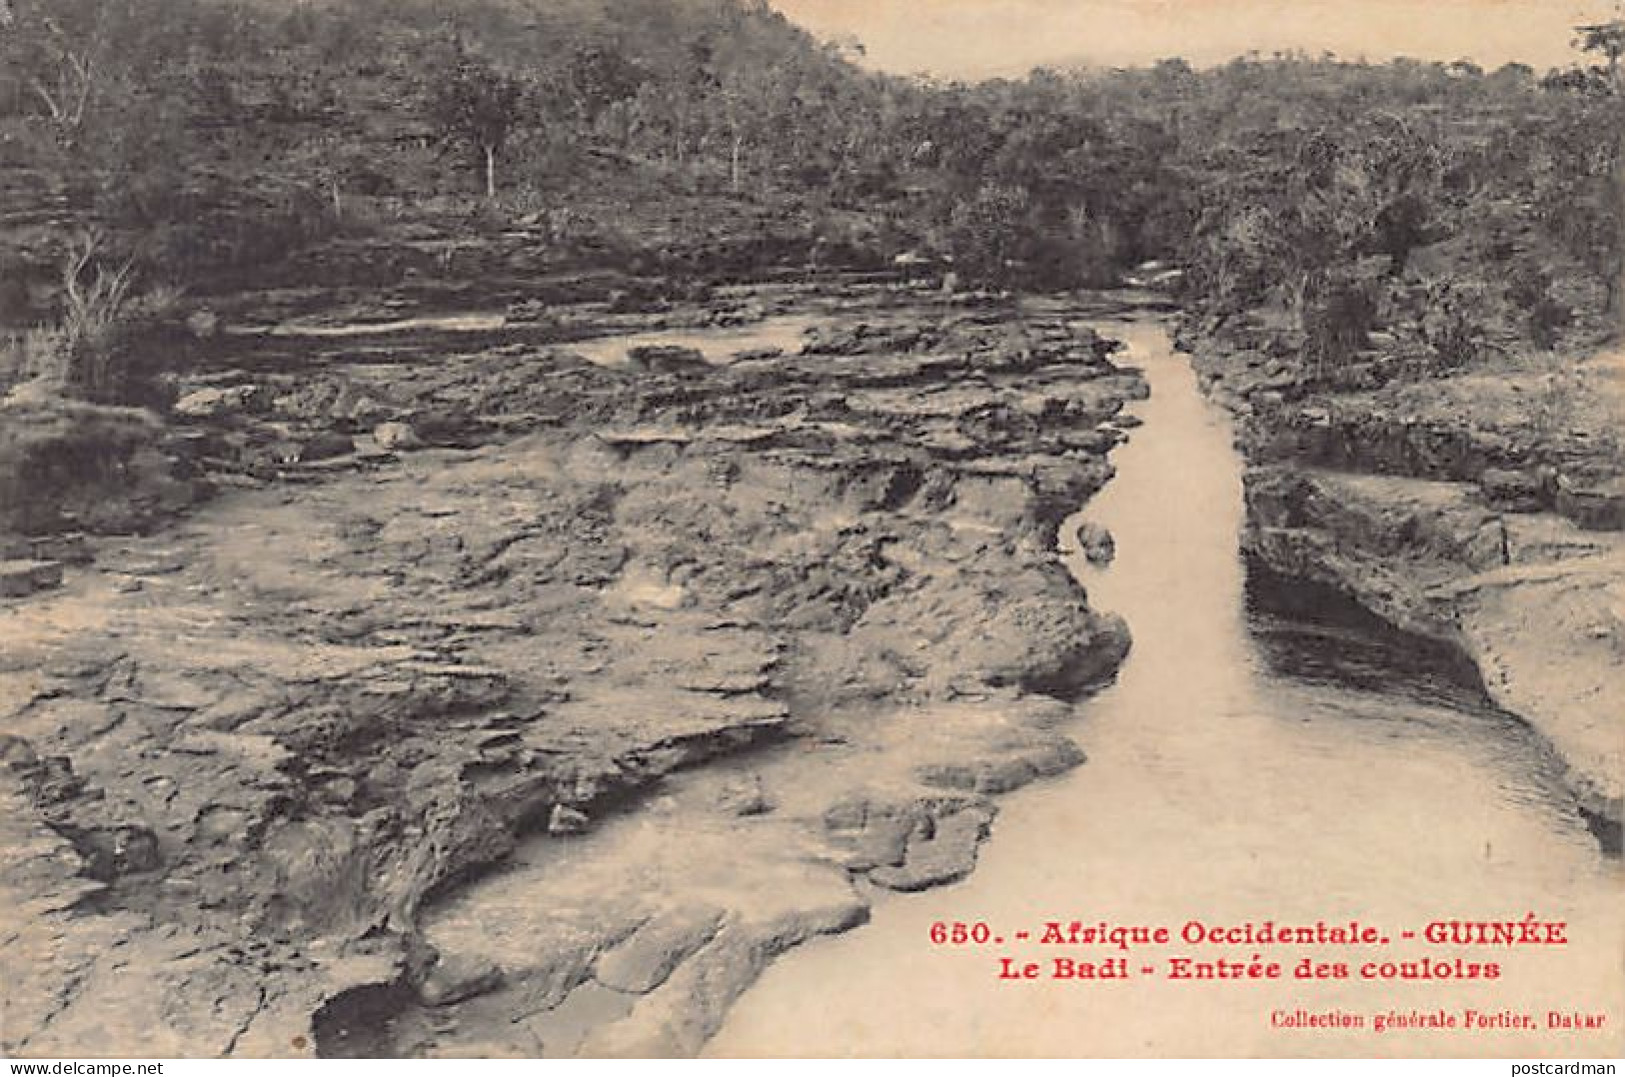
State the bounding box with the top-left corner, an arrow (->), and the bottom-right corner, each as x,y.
0,287 -> 1142,1057
1189,328 -> 1624,837
1244,465 -> 1624,826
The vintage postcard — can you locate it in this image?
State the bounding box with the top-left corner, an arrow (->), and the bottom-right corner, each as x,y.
1,0 -> 1621,1061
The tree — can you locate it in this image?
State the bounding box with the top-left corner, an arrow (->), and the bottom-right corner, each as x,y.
426,47 -> 527,200
715,63 -> 787,193
1576,18 -> 1625,75
1,0 -> 111,149
1577,11 -> 1625,336
942,183 -> 1030,283
564,43 -> 645,128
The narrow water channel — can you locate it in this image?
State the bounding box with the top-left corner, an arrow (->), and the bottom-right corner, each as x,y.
706,319 -> 1623,1057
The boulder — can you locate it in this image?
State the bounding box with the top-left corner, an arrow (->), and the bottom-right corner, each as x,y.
0,533 -> 79,563
714,774 -> 772,816
418,953 -> 504,1007
291,432 -> 356,463
1479,468 -> 1547,513
548,804 -> 589,835
868,805 -> 996,892
1555,474 -> 1625,531
173,385 -> 263,419
1074,521 -> 1116,565
65,823 -> 163,881
373,421 -> 422,451
185,310 -> 220,339
0,559 -> 64,598
594,905 -> 724,994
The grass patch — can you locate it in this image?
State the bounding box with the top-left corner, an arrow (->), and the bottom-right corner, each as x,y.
0,391 -> 174,535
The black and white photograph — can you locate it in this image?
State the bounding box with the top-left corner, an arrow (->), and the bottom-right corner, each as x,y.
0,0 -> 1621,1061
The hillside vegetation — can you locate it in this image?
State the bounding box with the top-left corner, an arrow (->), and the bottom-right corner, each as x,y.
3,4 -> 1623,1055
2,1 -> 1619,314
0,0 -> 1621,501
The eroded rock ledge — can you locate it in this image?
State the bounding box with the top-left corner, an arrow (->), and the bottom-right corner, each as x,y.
1182,326 -> 1623,841
0,289 -> 1141,1057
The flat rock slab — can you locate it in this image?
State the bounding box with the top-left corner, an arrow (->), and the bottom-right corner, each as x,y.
868,804 -> 997,892
0,296 -> 1143,1058
594,905 -> 725,994
0,534 -> 90,565
0,560 -> 64,598
419,952 -> 505,1007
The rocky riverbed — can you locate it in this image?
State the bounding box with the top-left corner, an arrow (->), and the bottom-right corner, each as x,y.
1181,322 -> 1625,843
0,284 -> 1143,1057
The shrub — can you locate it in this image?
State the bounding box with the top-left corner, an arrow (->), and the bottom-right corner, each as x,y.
10,236 -> 182,408
1527,297 -> 1575,349
1506,261 -> 1573,348
0,394 -> 167,535
941,184 -> 1031,286
1304,276 -> 1379,378
48,234 -> 136,400
0,328 -> 71,395
1530,367 -> 1583,437
1418,281 -> 1485,371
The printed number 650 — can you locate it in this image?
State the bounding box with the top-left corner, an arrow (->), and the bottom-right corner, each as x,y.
929,921 -> 992,945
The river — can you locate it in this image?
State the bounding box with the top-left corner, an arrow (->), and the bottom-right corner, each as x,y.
704,317 -> 1623,1057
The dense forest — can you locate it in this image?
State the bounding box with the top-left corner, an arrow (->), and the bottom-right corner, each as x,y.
1,0 -> 1622,403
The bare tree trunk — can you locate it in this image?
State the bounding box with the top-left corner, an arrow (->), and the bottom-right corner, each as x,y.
1290,274 -> 1312,334
484,145 -> 497,200
1615,125 -> 1625,339
730,134 -> 743,193
1612,54 -> 1625,340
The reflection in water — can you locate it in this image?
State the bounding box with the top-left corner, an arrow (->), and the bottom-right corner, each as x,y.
1246,568 -> 1485,704
707,319 -> 1623,1058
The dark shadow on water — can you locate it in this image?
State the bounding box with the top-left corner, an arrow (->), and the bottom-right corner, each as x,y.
1243,557 -> 1490,712
1244,556 -> 1621,857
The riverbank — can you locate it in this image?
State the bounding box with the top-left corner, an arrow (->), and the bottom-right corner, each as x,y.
0,284 -> 1142,1057
705,316 -> 1622,1060
1178,317 -> 1624,843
